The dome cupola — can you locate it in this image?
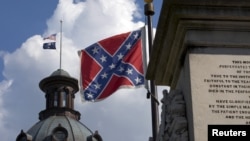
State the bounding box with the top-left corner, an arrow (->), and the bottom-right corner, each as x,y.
39,69 -> 80,120
16,69 -> 102,141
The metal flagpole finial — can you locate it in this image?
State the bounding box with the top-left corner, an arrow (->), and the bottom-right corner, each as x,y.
144,0 -> 153,3
144,0 -> 154,16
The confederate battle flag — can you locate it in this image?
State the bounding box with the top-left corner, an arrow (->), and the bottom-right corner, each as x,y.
79,29 -> 145,102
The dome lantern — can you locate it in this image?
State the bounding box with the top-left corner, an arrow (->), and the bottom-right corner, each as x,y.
16,69 -> 102,141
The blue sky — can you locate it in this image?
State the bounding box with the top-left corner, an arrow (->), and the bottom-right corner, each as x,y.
0,0 -> 164,141
0,0 -> 160,52
0,0 -> 58,81
0,0 -> 57,51
0,0 -> 161,80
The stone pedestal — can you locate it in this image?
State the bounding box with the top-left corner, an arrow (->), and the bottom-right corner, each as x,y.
146,0 -> 250,141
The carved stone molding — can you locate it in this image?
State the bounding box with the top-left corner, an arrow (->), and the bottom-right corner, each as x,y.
158,89 -> 188,141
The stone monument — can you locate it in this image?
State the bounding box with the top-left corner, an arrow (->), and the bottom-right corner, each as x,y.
146,0 -> 250,141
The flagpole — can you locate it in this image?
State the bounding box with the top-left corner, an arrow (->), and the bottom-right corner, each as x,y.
144,1 -> 159,141
59,20 -> 63,70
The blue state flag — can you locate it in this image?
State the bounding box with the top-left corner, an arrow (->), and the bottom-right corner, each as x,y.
43,42 -> 56,49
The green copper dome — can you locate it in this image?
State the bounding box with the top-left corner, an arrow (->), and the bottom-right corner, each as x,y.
50,69 -> 70,77
26,116 -> 96,141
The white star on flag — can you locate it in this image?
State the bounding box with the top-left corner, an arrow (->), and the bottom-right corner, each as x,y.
126,68 -> 133,75
100,55 -> 107,63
